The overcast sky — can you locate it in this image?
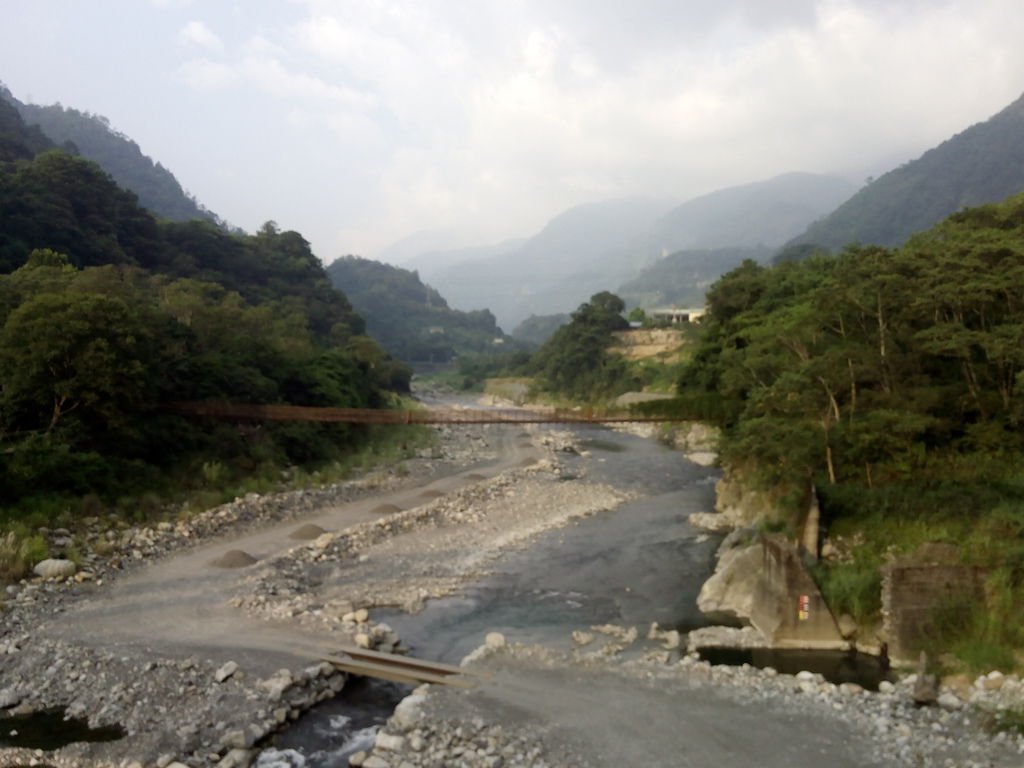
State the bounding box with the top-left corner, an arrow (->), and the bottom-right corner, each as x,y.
3,0 -> 1024,263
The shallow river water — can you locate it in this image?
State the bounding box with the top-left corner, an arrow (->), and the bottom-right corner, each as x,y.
260,425 -> 723,766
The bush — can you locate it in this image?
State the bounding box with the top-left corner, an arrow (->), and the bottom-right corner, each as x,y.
814,558 -> 883,625
0,530 -> 48,581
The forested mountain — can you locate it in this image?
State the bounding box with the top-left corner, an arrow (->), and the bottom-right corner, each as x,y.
1,84 -> 218,223
420,198 -> 672,329
787,92 -> 1024,251
617,246 -> 773,310
666,193 -> 1024,660
0,96 -> 53,161
0,103 -> 407,513
325,255 -> 508,364
651,173 -> 855,253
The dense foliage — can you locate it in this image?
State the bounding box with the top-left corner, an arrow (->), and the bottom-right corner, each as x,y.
325,255 -> 509,364
0,103 -> 410,522
2,84 -> 219,223
787,92 -> 1024,252
674,195 -> 1024,663
0,254 -> 396,507
529,291 -> 637,400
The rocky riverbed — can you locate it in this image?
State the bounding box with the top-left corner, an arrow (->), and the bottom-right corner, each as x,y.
0,424 -> 627,767
352,634 -> 1024,768
2,417 -> 1022,768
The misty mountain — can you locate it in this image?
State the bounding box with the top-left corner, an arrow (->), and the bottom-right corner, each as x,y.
618,246 -> 774,310
787,92 -> 1024,251
510,313 -> 570,347
420,197 -> 672,329
651,173 -> 856,253
1,85 -> 219,224
403,238 -> 527,276
325,255 -> 509,364
416,174 -> 854,328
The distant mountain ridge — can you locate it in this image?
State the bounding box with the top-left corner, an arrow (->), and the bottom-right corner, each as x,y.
419,197 -> 673,329
652,172 -> 855,253
787,92 -> 1024,251
413,174 -> 854,328
0,84 -> 219,224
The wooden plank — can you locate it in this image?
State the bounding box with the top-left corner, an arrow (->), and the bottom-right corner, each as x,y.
324,656 -> 476,689
323,647 -> 491,679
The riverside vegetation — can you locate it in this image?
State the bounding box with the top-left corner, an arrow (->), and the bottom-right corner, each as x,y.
642,192 -> 1024,672
0,98 -> 417,580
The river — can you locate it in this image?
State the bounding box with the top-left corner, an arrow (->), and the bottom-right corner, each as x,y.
260,424 -> 721,766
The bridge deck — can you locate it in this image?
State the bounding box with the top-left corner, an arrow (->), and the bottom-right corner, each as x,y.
170,402 -> 677,425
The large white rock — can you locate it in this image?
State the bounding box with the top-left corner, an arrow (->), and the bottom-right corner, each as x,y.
33,558 -> 77,580
390,694 -> 426,731
696,543 -> 762,624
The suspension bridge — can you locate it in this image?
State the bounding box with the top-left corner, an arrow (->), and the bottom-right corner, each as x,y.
169,402 -> 679,425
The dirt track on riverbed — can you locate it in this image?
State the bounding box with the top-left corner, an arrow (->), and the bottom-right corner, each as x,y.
44,427 -> 541,675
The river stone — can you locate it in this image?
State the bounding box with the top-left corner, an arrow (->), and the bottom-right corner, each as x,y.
0,688 -> 22,709
222,728 -> 254,749
938,692 -> 963,709
485,632 -> 506,649
354,633 -> 373,649
375,732 -> 405,751
983,670 -> 1006,690
219,748 -> 255,768
33,558 -> 77,580
391,694 -> 426,730
289,523 -> 328,540
371,504 -> 402,515
211,550 -> 258,568
215,661 -> 239,683
348,751 -> 368,767
362,757 -> 391,768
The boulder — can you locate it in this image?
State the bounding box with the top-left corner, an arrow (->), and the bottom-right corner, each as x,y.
33,558 -> 77,580
0,688 -> 22,709
697,543 -> 762,624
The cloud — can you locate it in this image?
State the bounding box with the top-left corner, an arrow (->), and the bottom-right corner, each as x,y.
157,0 -> 1024,257
178,20 -> 224,52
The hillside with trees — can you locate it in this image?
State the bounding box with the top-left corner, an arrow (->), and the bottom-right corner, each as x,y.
1,84 -> 219,224
665,195 -> 1024,667
787,91 -> 1024,252
325,255 -> 509,364
0,104 -> 409,538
